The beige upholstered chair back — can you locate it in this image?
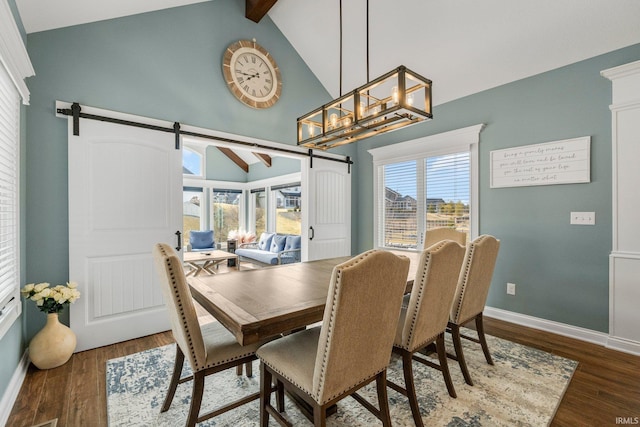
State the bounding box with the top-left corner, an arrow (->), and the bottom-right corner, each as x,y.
312,250 -> 410,404
400,241 -> 466,351
153,243 -> 206,371
424,227 -> 467,249
450,235 -> 500,325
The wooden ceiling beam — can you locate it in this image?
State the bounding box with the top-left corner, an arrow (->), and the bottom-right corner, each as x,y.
217,147 -> 249,173
245,0 -> 278,23
253,152 -> 272,167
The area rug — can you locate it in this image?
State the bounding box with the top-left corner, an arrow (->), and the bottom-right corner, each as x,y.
106,331 -> 577,426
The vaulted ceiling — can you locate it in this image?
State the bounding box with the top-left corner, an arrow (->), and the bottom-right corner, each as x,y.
14,0 -> 640,167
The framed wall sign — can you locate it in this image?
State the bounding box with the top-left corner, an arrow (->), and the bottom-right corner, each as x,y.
490,136 -> 590,188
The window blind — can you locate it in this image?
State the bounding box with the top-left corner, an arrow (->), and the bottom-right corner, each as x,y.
0,62 -> 20,338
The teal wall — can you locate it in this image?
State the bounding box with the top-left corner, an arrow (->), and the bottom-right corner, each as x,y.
248,156 -> 300,181
21,0 -> 334,342
355,43 -> 640,332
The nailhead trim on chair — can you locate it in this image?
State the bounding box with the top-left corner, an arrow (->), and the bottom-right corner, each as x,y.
401,241 -> 447,351
314,250 -> 388,404
158,244 -> 256,372
451,236 -> 486,324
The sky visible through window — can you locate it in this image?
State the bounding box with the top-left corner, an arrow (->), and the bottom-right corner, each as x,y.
385,153 -> 470,204
183,149 -> 202,175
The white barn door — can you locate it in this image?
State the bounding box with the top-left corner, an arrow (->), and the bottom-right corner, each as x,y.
68,117 -> 181,351
302,157 -> 351,261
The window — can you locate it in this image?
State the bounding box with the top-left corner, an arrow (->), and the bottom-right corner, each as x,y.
183,187 -> 203,245
370,125 -> 482,250
0,63 -> 21,338
250,188 -> 266,236
272,182 -> 302,235
212,189 -> 241,243
183,146 -> 203,177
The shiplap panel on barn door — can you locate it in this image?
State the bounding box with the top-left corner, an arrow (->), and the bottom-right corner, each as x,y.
67,107 -> 181,351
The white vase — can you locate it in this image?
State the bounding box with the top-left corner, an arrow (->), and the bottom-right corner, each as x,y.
29,313 -> 77,369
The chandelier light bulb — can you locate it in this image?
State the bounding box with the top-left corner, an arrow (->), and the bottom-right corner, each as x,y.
329,113 -> 338,128
308,123 -> 315,137
391,86 -> 399,105
407,92 -> 414,106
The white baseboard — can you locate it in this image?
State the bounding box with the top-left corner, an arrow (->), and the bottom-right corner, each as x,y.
484,306 -> 640,356
0,350 -> 29,426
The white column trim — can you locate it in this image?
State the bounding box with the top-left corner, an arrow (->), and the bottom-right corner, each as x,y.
0,0 -> 34,104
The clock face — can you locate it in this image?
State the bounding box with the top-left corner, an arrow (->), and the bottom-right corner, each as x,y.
223,40 -> 282,109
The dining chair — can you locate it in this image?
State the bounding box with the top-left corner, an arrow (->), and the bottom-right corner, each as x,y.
447,234 -> 501,386
423,227 -> 467,249
388,240 -> 466,426
152,243 -> 273,427
256,249 -> 411,427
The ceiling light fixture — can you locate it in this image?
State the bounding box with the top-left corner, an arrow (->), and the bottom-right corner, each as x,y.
296,0 -> 432,150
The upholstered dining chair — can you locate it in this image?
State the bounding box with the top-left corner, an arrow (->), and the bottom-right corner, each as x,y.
447,234 -> 500,386
152,243 -> 273,427
423,227 -> 467,249
388,240 -> 466,427
257,249 -> 411,427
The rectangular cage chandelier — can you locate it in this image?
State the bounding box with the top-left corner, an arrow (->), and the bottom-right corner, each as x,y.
297,65 -> 432,150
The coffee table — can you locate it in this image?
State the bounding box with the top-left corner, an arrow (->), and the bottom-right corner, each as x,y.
183,250 -> 240,276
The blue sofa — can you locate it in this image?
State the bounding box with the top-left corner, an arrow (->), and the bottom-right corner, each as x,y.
235,232 -> 301,267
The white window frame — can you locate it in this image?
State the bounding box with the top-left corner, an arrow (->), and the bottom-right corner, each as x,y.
369,124 -> 484,251
0,63 -> 22,339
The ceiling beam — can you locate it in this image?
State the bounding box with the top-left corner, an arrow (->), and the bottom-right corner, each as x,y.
245,0 -> 278,23
217,147 -> 249,173
253,152 -> 272,167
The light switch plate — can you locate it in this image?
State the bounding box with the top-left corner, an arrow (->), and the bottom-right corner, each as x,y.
570,212 -> 595,225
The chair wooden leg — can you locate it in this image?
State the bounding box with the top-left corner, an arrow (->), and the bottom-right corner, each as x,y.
375,371 -> 393,427
313,402 -> 327,427
435,333 -> 457,398
260,363 -> 272,427
276,379 -> 285,412
401,351 -> 424,427
161,345 -> 185,412
186,371 -> 205,427
450,323 -> 474,386
475,313 -> 494,365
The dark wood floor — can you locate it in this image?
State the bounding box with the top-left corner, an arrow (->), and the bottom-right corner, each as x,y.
7,316 -> 640,426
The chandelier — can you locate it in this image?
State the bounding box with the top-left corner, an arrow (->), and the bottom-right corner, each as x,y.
296,2 -> 432,150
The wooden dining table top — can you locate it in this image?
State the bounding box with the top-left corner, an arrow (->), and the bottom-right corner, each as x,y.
188,250 -> 421,346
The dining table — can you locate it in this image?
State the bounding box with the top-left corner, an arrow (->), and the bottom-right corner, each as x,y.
187,250 -> 421,346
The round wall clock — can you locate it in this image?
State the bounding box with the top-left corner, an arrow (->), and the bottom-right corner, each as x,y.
222,39 -> 282,109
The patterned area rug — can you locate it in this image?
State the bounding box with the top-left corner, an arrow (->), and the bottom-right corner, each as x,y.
106,331 -> 576,426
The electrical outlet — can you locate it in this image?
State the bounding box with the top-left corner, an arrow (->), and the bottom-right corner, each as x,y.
570,212 -> 595,225
507,282 -> 516,295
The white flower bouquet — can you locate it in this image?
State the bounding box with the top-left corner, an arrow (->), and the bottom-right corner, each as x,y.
20,282 -> 81,314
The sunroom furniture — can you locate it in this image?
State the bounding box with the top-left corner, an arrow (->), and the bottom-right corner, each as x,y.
423,227 -> 467,249
234,232 -> 301,267
448,234 -> 501,386
389,240 -> 466,427
183,250 -> 239,276
188,230 -> 216,251
152,243 -> 274,427
256,250 -> 411,427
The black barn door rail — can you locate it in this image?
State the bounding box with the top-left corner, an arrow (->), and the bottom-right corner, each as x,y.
57,102 -> 353,170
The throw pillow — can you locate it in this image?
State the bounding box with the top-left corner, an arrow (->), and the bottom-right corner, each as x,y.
257,232 -> 275,251
270,234 -> 287,253
284,235 -> 301,251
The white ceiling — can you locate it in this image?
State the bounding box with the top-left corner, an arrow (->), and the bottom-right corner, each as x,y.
15,0 -> 640,108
